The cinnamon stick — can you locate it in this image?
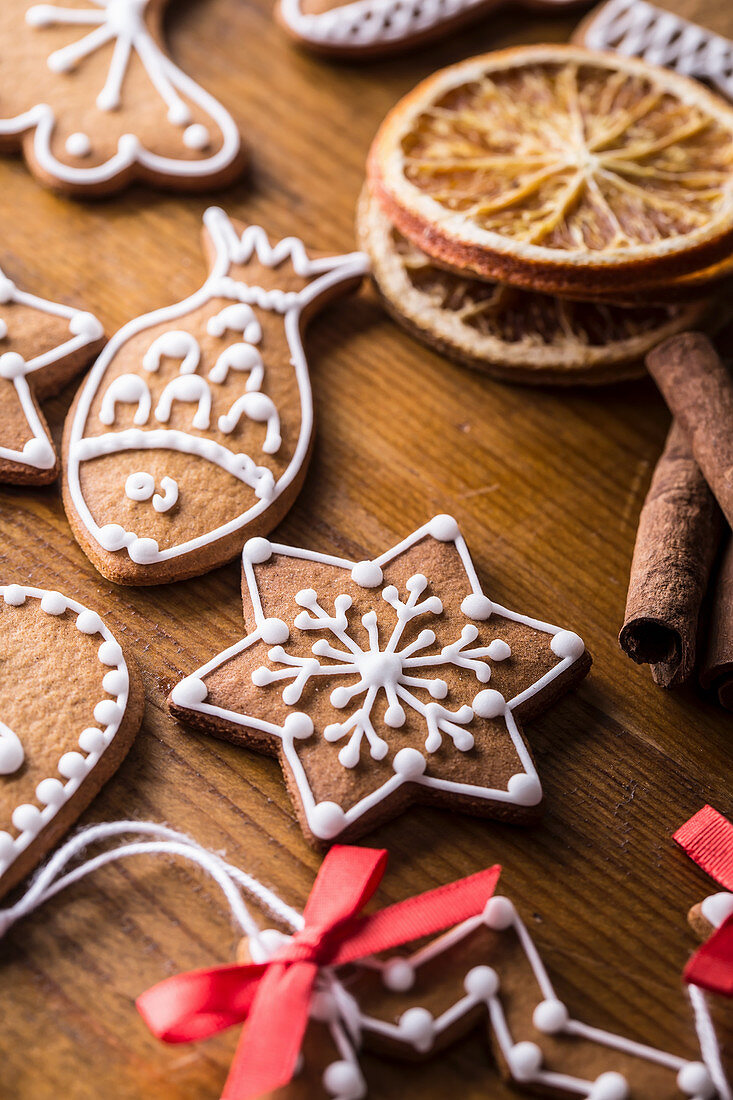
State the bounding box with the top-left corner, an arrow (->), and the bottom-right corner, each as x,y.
701,532 -> 733,710
619,420 -> 722,687
646,332 -> 733,527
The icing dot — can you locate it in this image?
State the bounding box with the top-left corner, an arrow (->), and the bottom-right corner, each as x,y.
429,514 -> 460,541
76,610 -> 104,635
98,640 -> 123,666
94,699 -> 121,727
461,593 -> 493,620
508,1041 -> 543,1081
129,537 -> 160,564
22,438 -> 55,468
398,1007 -> 435,1053
118,134 -> 141,159
588,1072 -> 629,1100
12,804 -> 42,833
125,472 -> 155,502
677,1062 -> 714,1099
0,731 -> 23,774
65,132 -> 91,158
0,276 -> 15,303
550,630 -> 585,660
171,677 -> 208,707
351,560 -> 383,587
69,311 -> 103,339
533,999 -> 569,1034
382,958 -> 415,992
183,123 -> 211,150
36,778 -> 66,806
58,752 -> 87,780
283,712 -> 314,740
0,831 -> 15,861
701,891 -> 733,929
392,747 -> 426,779
3,585 -> 26,606
102,669 -> 127,695
167,102 -> 191,126
98,524 -> 128,552
40,591 -> 67,615
79,728 -> 105,754
310,990 -> 338,1022
322,1061 -> 365,1099
483,895 -> 515,930
260,617 -> 290,645
507,773 -> 542,806
0,352 -> 26,379
487,639 -> 511,660
310,801 -> 347,840
472,689 -> 505,719
464,965 -> 499,999
243,537 -> 273,564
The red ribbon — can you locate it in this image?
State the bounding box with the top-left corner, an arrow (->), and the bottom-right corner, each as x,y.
674,804 -> 733,996
137,846 -> 501,1099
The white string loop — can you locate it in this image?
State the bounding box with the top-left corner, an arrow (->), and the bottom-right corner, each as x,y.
0,820 -> 303,941
689,983 -> 732,1100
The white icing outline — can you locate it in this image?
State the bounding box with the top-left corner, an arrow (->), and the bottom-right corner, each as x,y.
0,272 -> 103,470
700,891 -> 733,931
1,0 -> 242,189
171,516 -> 587,840
250,896 -> 711,1099
281,0 -> 491,50
0,585 -> 130,886
583,0 -> 733,101
65,207 -> 370,566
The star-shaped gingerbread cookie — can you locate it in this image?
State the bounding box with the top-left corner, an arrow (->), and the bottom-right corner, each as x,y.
0,0 -> 243,195
0,268 -> 104,485
234,892 -> 713,1099
170,515 -> 591,843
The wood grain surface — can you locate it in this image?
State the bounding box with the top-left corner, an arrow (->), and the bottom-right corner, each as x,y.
1,1 -> 732,1097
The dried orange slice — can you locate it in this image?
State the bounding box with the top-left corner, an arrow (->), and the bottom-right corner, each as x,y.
357,185 -> 722,384
368,45 -> 733,296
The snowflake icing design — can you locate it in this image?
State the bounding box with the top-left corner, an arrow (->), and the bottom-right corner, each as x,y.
252,574 -> 511,770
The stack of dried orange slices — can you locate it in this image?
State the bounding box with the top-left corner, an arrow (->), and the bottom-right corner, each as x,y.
360,44 -> 733,385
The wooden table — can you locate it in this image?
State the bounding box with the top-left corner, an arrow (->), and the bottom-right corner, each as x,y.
2,1 -> 732,1096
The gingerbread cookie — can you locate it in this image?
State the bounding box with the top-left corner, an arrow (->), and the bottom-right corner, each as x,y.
233,898 -> 713,1099
133,843 -> 714,1100
574,0 -> 733,103
0,268 -> 104,485
0,0 -> 244,195
0,583 -> 143,898
277,0 -> 583,58
62,207 -> 369,585
170,514 -> 591,843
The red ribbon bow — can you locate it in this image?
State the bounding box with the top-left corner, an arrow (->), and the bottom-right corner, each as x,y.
137,845 -> 501,1099
674,804 -> 733,996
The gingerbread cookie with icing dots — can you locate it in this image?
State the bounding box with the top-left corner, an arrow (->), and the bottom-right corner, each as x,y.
62,207 -> 369,585
0,583 -> 143,898
232,892 -> 714,1099
170,514 -> 591,844
0,266 -> 104,485
0,0 -> 244,195
277,0 -> 584,58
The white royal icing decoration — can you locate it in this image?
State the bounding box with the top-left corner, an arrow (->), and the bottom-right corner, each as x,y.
5,0 -> 242,188
280,0 -> 492,50
0,585 -> 130,886
0,722 -> 24,775
700,892 -> 733,930
0,270 -> 103,471
171,515 -> 587,841
583,0 -> 733,101
65,207 -> 369,567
